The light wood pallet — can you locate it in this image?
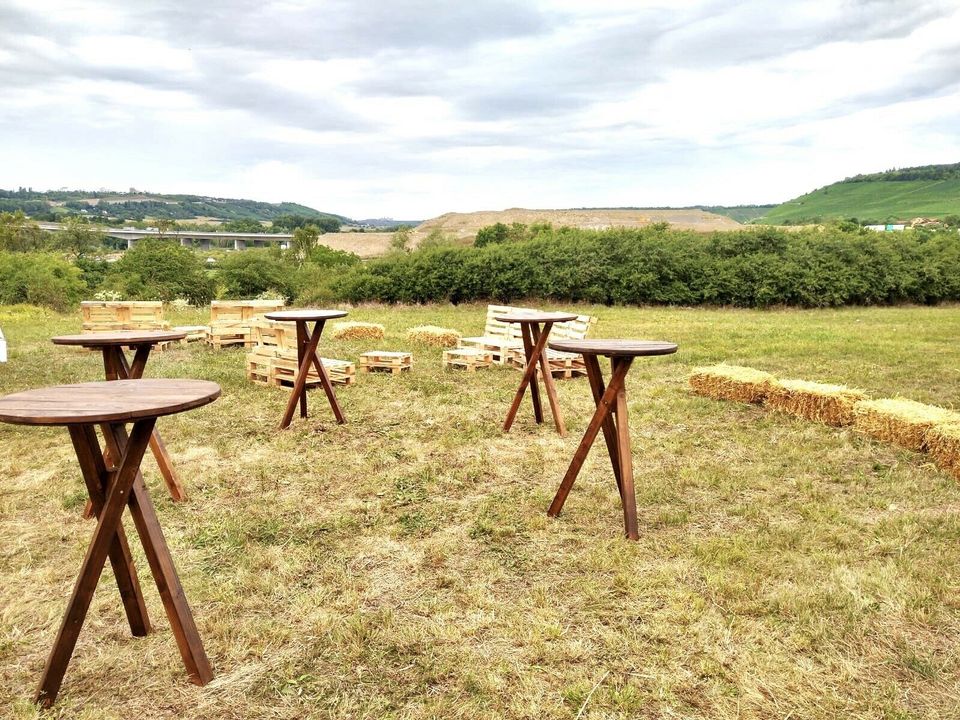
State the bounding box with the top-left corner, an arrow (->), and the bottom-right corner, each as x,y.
443,348 -> 494,372
173,325 -> 209,344
359,351 -> 412,374
81,300 -> 170,333
505,347 -> 587,379
209,300 -> 285,349
247,349 -> 355,387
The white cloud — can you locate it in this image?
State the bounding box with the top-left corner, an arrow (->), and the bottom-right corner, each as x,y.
0,0 -> 958,218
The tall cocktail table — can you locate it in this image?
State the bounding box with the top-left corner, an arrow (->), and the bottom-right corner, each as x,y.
263,309 -> 348,429
546,339 -> 678,540
496,312 -> 577,436
0,378 -> 220,707
52,330 -> 189,503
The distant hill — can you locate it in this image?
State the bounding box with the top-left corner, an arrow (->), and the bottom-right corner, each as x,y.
0,188 -> 348,225
760,163 -> 960,224
414,207 -> 742,241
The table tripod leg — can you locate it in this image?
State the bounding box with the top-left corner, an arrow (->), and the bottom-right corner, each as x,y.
503,324 -> 551,432
68,425 -> 150,637
105,423 -> 213,686
612,358 -> 639,540
584,355 -> 622,496
531,323 -> 565,435
523,324 -> 544,423
35,419 -> 155,708
296,322 -> 309,418
279,322 -> 323,429
548,359 -> 631,517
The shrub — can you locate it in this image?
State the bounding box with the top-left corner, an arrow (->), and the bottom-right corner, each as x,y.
0,251 -> 86,310
217,249 -> 294,300
334,224 -> 960,308
107,239 -> 215,305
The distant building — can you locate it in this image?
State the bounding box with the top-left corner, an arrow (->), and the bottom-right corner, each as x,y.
865,224 -> 906,232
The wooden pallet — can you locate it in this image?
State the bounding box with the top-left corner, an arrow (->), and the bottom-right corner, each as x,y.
359,351 -> 412,374
173,325 -> 209,344
505,347 -> 587,379
443,348 -> 494,372
81,300 -> 170,333
271,356 -> 356,386
209,300 -> 284,349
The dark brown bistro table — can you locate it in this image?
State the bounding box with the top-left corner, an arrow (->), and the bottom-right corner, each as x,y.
497,312 -> 577,436
0,379 -> 220,707
263,309 -> 347,429
52,330 -> 188,504
546,339 -> 678,540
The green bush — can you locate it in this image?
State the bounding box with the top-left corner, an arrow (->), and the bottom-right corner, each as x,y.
217,249 -> 294,300
0,251 -> 86,310
106,239 -> 215,305
335,224 -> 960,307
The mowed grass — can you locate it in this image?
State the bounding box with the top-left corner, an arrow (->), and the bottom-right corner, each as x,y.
1,302 -> 959,719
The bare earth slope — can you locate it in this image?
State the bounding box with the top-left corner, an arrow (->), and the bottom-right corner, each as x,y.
416,208 -> 742,240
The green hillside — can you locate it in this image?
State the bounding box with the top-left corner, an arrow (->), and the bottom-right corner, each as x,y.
0,188 -> 349,225
761,163 -> 960,224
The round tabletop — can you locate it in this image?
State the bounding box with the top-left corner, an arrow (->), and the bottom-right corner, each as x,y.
549,339 -> 678,357
494,312 -> 578,324
264,309 -> 348,322
0,379 -> 221,426
52,330 -> 187,347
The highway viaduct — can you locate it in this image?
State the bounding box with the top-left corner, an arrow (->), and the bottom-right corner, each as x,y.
38,224 -> 295,251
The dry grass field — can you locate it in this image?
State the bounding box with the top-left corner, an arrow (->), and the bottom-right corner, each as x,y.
1,303 -> 959,719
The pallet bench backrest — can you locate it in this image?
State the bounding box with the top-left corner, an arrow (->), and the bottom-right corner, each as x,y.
551,314 -> 597,342
81,301 -> 167,330
210,300 -> 285,326
483,304 -> 537,340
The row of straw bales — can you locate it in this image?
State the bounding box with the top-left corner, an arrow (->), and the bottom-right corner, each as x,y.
689,364 -> 960,480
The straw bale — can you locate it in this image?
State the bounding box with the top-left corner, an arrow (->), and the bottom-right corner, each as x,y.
330,321 -> 385,341
853,398 -> 960,452
766,379 -> 867,427
688,364 -> 775,404
406,325 -> 462,347
925,423 -> 960,480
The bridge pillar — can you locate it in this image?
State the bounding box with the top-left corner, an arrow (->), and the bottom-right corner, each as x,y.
199,239 -> 211,251
127,238 -> 137,250
234,238 -> 246,251
280,241 -> 290,250
180,237 -> 192,247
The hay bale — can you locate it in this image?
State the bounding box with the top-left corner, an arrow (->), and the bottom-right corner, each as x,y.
330,321 -> 385,341
766,379 -> 867,427
406,325 -> 461,347
853,399 -> 960,452
688,364 -> 775,404
926,423 -> 960,480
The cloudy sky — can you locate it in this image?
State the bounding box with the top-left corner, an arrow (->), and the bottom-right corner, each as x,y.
2,1 -> 959,219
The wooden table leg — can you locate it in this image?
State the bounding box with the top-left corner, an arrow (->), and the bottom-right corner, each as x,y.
306,322 -> 346,424
103,424 -> 213,687
296,322 -> 309,419
523,324 -> 544,423
583,355 -> 622,497
612,357 -> 639,540
502,323 -> 552,432
68,425 -> 151,637
530,322 -> 566,436
35,419 -> 155,708
548,358 -> 631,518
279,320 -> 324,429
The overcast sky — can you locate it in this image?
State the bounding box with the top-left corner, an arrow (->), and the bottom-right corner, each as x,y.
2,1 -> 959,219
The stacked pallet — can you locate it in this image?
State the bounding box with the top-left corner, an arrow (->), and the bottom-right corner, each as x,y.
245,320 -> 355,386
442,348 -> 494,371
209,299 -> 285,349
504,347 -> 587,379
81,301 -> 170,332
359,351 -> 412,374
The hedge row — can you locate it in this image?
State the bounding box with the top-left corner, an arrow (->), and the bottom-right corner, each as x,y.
333,225 -> 960,307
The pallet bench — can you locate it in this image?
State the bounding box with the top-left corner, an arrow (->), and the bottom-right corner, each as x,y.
359,351 -> 412,374
208,300 -> 285,349
81,301 -> 170,333
443,347 -> 494,371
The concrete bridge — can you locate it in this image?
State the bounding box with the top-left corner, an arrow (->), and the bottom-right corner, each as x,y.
39,224 -> 294,251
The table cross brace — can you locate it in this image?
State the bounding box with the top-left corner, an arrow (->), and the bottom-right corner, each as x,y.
279,320 -> 346,429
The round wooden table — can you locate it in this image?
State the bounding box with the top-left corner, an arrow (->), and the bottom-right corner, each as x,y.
0,379 -> 220,707
495,312 -> 577,436
263,309 -> 348,429
546,339 -> 678,540
52,330 -> 189,504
